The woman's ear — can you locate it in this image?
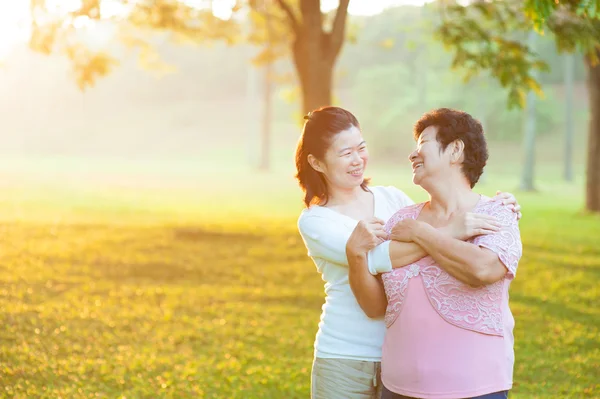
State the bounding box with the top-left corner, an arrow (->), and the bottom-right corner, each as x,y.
452,139 -> 465,163
308,154 -> 324,173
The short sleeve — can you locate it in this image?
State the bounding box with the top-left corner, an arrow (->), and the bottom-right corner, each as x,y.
383,203 -> 423,235
473,200 -> 523,279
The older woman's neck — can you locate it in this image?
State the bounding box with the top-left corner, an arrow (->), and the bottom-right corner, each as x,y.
427,180 -> 479,217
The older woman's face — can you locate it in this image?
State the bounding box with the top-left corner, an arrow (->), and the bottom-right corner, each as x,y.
408,125 -> 453,187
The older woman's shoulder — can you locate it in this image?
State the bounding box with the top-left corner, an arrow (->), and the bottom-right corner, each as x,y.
476,195 -> 518,223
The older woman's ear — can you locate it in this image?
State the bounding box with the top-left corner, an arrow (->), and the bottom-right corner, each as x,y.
451,139 -> 465,164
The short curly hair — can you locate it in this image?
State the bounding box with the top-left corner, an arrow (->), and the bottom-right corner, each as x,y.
414,108 -> 488,188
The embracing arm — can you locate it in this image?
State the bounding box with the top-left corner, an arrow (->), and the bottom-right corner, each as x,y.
347,251 -> 387,318
410,222 -> 508,286
367,240 -> 427,274
299,214 -> 427,270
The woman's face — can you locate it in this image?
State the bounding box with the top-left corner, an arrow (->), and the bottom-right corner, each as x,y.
310,125 -> 369,191
409,125 -> 454,188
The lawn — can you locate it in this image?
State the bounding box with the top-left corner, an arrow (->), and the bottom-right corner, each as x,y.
0,160 -> 598,398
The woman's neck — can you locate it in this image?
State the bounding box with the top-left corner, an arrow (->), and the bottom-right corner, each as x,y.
325,185 -> 368,208
426,180 -> 479,218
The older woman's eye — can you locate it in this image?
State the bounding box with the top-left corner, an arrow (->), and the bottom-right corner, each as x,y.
359,146 -> 366,151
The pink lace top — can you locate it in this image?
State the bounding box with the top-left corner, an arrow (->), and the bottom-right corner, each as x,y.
380,196 -> 523,398
381,197 -> 522,335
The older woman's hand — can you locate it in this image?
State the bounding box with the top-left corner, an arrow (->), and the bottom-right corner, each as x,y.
444,211 -> 501,241
346,217 -> 388,256
389,219 -> 421,243
495,191 -> 522,220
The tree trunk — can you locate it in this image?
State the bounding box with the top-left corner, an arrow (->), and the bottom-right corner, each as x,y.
258,3 -> 274,171
585,49 -> 600,212
282,0 -> 348,115
259,57 -> 273,171
294,43 -> 334,114
520,31 -> 538,191
564,53 -> 574,182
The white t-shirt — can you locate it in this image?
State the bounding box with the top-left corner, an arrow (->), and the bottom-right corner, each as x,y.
297,185 -> 414,361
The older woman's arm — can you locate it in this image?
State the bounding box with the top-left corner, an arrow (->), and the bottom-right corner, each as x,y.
410,222 -> 507,286
391,204 -> 522,286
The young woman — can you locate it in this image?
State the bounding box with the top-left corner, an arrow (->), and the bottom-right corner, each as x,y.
295,106 -> 521,399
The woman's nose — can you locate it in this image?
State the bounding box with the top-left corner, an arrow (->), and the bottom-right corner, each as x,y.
409,149 -> 418,162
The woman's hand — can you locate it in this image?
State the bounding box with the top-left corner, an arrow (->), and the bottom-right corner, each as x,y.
346,217 -> 388,256
443,211 -> 501,241
495,191 -> 522,220
389,219 -> 420,243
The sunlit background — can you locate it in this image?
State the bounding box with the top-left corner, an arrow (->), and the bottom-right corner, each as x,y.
0,1 -> 597,398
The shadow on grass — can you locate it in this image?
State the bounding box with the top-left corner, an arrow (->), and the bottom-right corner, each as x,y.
510,292 -> 599,332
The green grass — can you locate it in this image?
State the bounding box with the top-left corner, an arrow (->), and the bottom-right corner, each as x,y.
0,160 -> 598,398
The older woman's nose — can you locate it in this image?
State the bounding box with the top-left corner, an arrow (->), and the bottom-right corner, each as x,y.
409,149 -> 418,162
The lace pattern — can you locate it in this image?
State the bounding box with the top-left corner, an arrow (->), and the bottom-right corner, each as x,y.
381,198 -> 522,336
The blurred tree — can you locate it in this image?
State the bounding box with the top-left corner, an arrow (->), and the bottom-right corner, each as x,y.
565,53 -> 575,182
260,2 -> 275,171
436,0 -> 600,211
520,31 -> 540,191
29,0 -> 352,116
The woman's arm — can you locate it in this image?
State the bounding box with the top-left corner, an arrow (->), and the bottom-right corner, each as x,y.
391,204 -> 522,286
299,214 -> 428,270
410,222 -> 508,286
347,251 -> 387,318
382,211 -> 504,271
345,222 -> 388,318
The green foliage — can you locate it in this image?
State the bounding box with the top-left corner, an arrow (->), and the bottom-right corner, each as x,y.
437,0 -> 600,109
352,61 -> 567,158
525,0 -> 600,28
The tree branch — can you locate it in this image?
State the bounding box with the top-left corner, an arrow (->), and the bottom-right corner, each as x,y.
330,0 -> 349,56
255,7 -> 290,28
274,0 -> 300,33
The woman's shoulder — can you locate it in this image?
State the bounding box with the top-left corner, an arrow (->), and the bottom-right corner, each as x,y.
476,195 -> 518,222
372,185 -> 414,207
297,205 -> 336,227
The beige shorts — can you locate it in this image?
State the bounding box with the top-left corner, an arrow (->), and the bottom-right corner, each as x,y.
311,357 -> 382,399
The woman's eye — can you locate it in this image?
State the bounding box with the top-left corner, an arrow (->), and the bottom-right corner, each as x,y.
359,146 -> 366,151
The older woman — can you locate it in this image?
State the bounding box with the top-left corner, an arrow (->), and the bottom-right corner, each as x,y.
346,108 -> 522,399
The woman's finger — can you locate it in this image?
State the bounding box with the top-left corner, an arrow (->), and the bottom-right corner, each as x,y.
472,221 -> 499,232
503,196 -> 517,206
483,222 -> 501,231
471,213 -> 498,223
368,223 -> 387,232
373,230 -> 389,239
